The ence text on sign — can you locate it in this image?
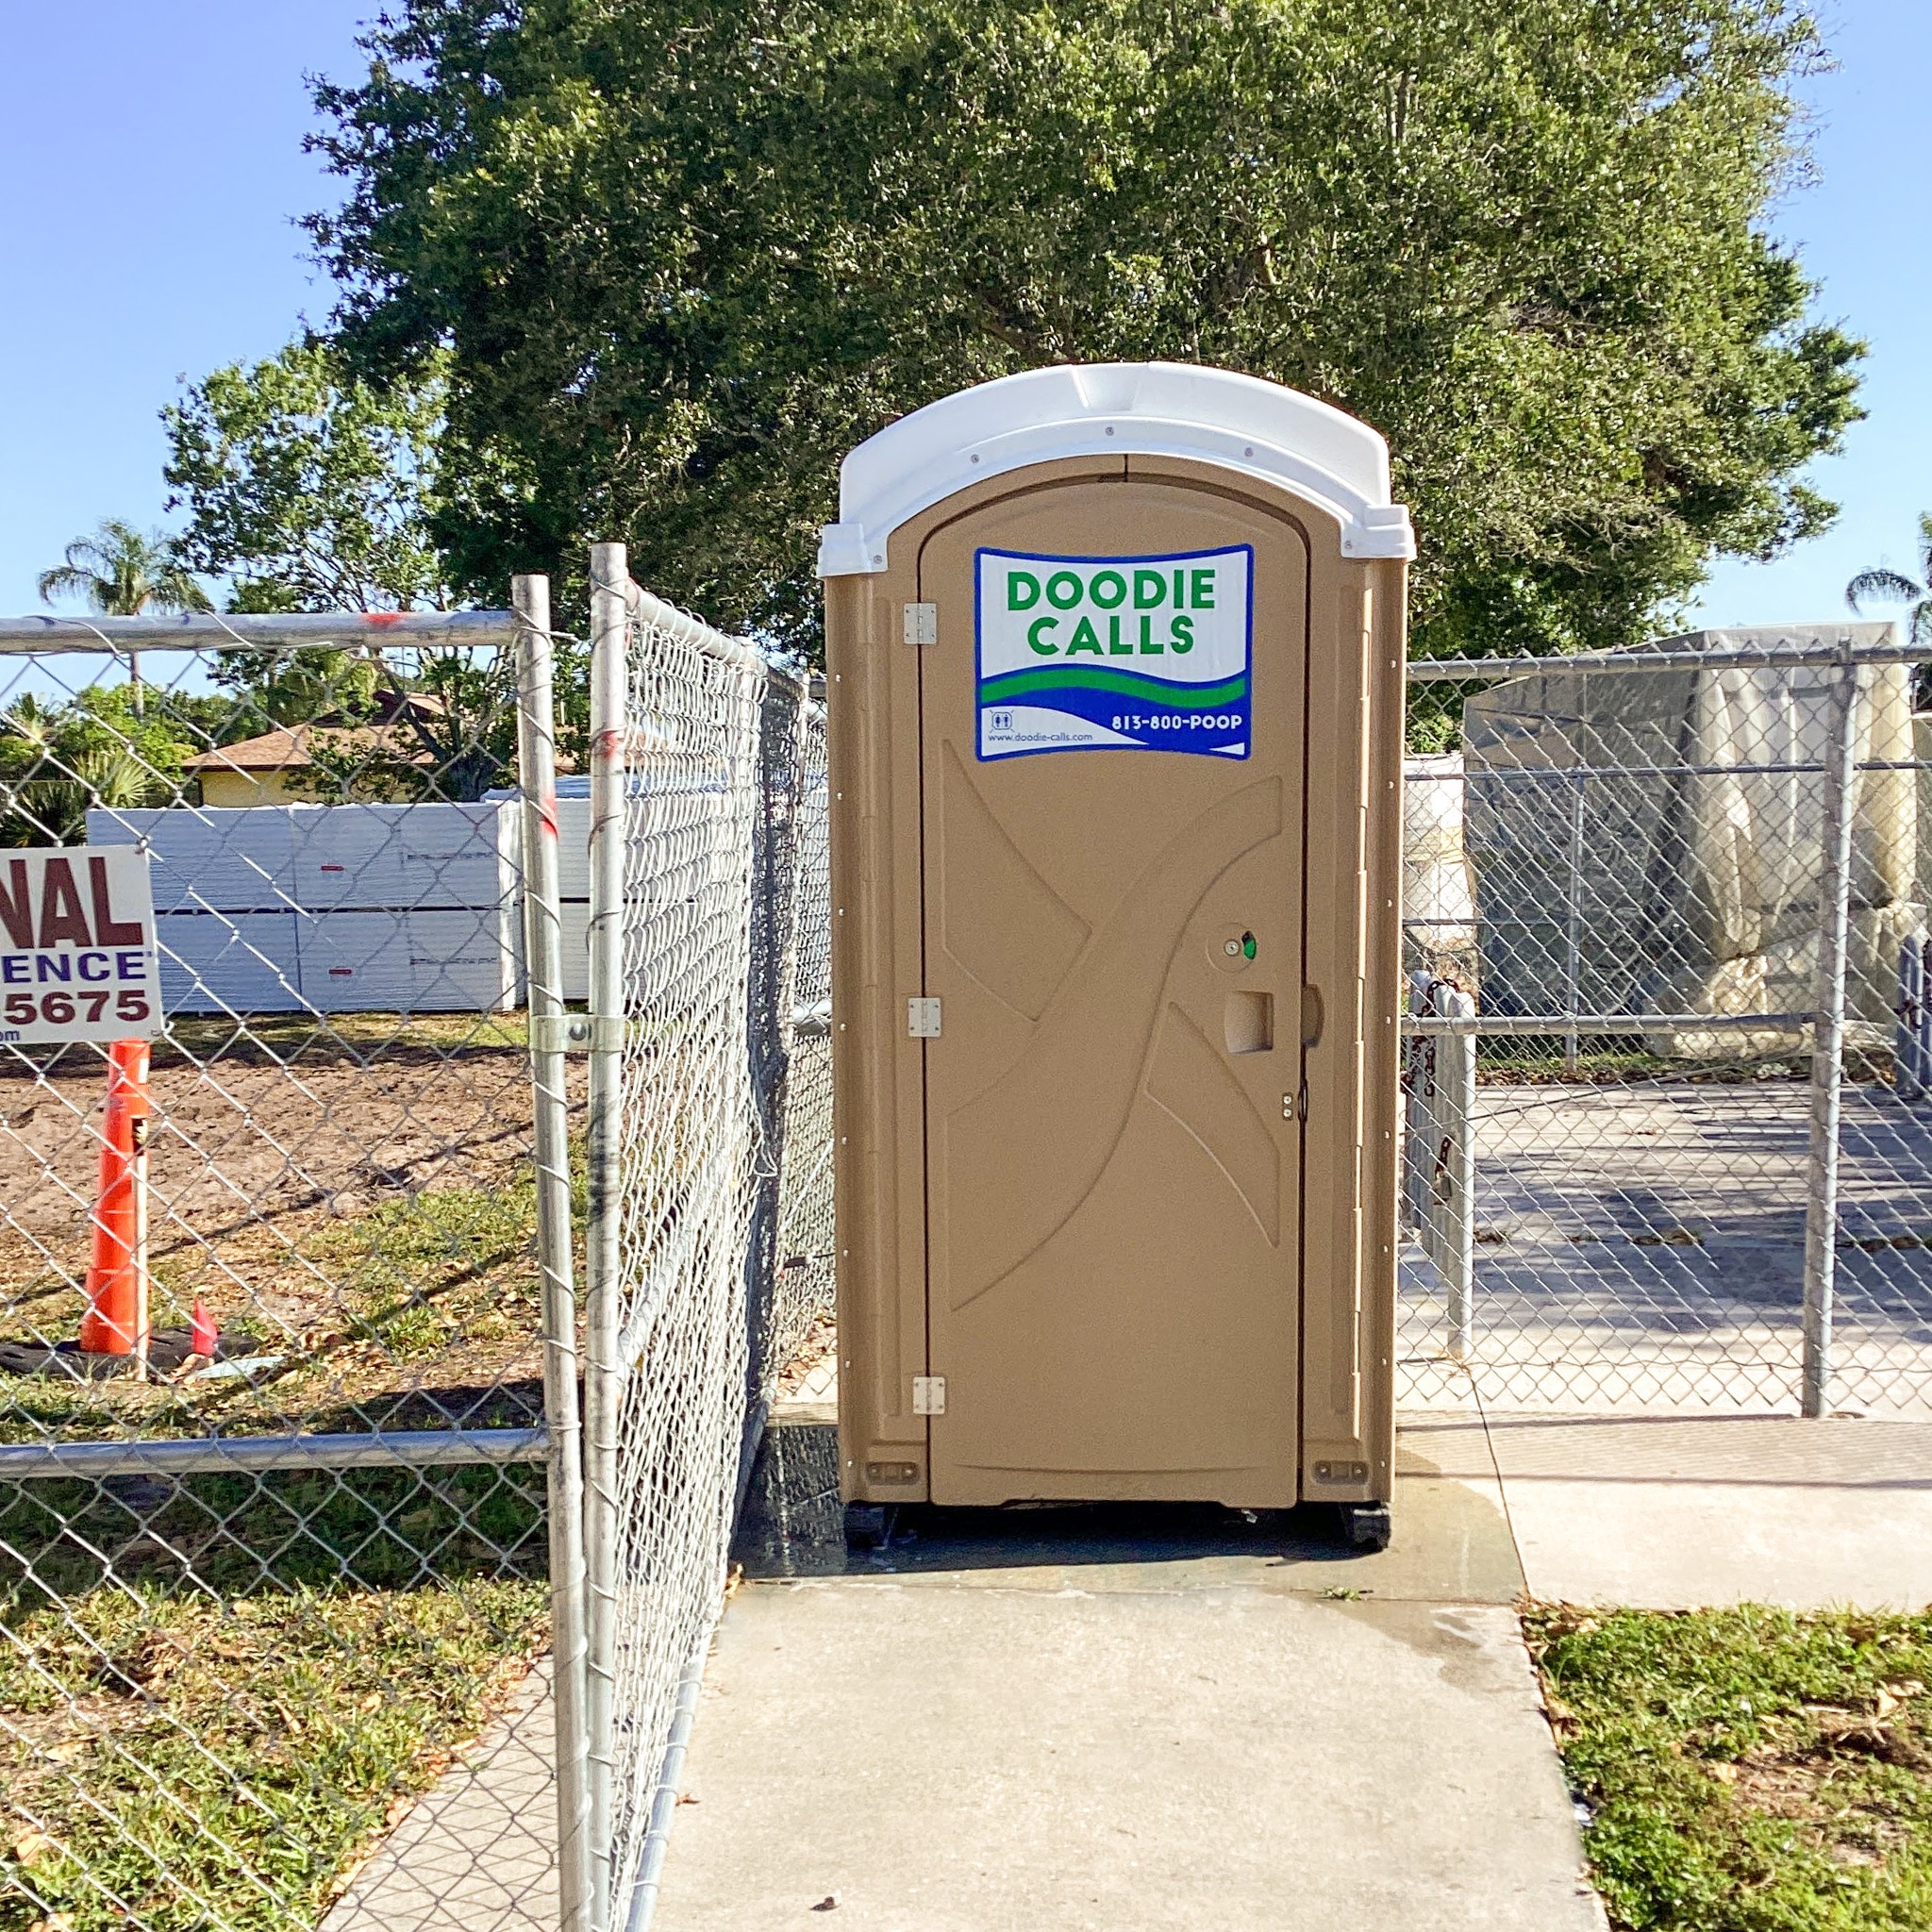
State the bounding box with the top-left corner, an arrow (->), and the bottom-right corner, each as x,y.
0,846 -> 160,1043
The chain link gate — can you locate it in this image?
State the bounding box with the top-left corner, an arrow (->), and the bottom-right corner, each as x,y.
0,594 -> 592,1932
1400,625 -> 1932,1422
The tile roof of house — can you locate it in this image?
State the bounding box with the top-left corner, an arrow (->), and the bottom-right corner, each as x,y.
183,720 -> 438,774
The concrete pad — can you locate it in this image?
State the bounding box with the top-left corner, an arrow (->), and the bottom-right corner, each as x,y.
1482,1413 -> 1932,1610
739,1418 -> 1524,1605
1396,1082 -> 1932,1421
655,1580 -> 1600,1932
313,1389 -> 1928,1929
662,1421 -> 1587,1928
323,1660 -> 557,1932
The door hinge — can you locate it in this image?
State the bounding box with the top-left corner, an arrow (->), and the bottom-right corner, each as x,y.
908,996 -> 942,1039
912,1374 -> 947,1416
1285,1079 -> 1307,1122
903,603 -> 938,646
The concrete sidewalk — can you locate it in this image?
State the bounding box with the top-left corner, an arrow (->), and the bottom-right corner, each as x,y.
325,1404 -> 1932,1931
652,1424 -> 1598,1931
323,1660 -> 558,1932
1413,1410 -> 1932,1609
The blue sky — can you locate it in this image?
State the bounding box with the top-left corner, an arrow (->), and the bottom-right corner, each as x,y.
0,3 -> 368,618
2,2 -> 1925,629
1693,2 -> 1932,628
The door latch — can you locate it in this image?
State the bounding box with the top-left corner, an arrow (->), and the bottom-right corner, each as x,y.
1284,1080 -> 1307,1122
908,997 -> 941,1039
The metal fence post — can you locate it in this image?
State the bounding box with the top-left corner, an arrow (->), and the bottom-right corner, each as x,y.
1436,982 -> 1477,1361
514,575 -> 594,1932
584,541 -> 632,1925
1920,935 -> 1932,1101
1803,647 -> 1862,1418
1898,936 -> 1925,1104
1565,774 -> 1584,1073
1401,972 -> 1434,1233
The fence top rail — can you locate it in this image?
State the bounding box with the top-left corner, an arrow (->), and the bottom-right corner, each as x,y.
0,609 -> 519,654
1407,637 -> 1924,682
1407,758 -> 1932,783
1403,1010 -> 1816,1037
0,1426 -> 551,1479
625,578 -> 806,692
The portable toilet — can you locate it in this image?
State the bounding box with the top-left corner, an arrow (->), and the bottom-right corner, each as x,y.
818,363 -> 1411,1546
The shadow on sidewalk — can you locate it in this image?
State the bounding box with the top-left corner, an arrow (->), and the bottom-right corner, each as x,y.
736,1416 -> 1377,1580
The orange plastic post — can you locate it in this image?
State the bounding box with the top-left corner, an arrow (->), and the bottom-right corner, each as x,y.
80,1039 -> 151,1358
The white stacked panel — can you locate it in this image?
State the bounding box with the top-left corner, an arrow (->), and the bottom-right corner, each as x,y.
297,907 -> 520,1012
558,901 -> 591,1003
90,808 -> 302,1012
554,795 -> 591,900
287,802 -> 518,911
151,912 -> 303,1015
405,907 -> 523,1010
88,802 -> 525,1016
486,786 -> 590,999
556,795 -> 591,1001
88,807 -> 298,916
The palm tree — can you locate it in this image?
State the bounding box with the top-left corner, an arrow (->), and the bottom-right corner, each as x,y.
1846,511 -> 1932,645
38,519 -> 210,715
0,698 -> 157,844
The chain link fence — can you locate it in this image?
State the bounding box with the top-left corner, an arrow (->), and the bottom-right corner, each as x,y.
1400,625 -> 1932,1422
19,584 -> 1923,1931
0,603 -> 577,1932
771,696 -> 835,1400
578,550 -> 831,1932
0,567 -> 836,1932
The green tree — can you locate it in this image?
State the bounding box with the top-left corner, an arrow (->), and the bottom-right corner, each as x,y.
295,660 -> 517,804
163,338 -> 452,614
163,339 -> 528,789
0,685 -> 224,846
37,519 -> 212,715
207,647 -> 383,730
308,0 -> 1863,659
1846,512 -> 1932,644
36,520 -> 211,620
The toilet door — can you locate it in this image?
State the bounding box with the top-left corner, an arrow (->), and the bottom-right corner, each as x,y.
916,470 -> 1308,1506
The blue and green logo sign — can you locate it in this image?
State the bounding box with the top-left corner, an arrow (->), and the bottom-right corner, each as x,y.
974,545 -> 1253,760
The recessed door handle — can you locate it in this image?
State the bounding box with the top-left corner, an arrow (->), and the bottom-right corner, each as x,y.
1224,990 -> 1274,1055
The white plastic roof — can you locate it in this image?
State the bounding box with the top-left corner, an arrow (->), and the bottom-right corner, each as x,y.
817,361 -> 1414,575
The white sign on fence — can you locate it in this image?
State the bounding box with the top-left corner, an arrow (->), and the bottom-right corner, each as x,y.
0,846 -> 159,1042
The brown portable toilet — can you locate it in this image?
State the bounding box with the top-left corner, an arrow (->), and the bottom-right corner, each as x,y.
818,362 -> 1411,1548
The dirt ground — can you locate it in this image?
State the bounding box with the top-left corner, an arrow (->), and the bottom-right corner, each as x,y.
0,1016 -> 583,1437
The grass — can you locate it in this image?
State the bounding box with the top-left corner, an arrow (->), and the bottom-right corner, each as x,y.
0,1151 -> 592,1445
1529,1605 -> 1932,1931
0,1461 -> 548,1932
0,1016 -> 585,1926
